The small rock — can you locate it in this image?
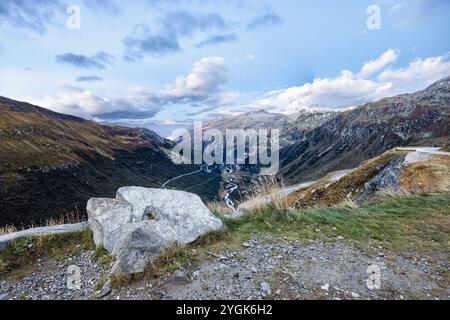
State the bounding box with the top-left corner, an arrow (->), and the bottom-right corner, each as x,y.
260,282 -> 272,297
321,284 -> 330,292
167,270 -> 190,285
242,242 -> 252,248
351,292 -> 360,299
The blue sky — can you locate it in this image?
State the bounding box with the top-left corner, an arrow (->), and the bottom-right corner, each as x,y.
0,0 -> 449,135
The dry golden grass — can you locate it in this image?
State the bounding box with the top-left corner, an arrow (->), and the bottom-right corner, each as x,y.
0,225 -> 17,236
0,212 -> 82,236
286,149 -> 408,209
207,202 -> 233,216
240,176 -> 289,210
399,156 -> 450,194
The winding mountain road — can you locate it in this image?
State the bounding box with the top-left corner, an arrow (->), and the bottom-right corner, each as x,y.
162,165 -> 208,189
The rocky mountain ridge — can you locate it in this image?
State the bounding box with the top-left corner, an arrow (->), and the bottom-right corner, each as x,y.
278,77 -> 450,183
0,97 -> 220,227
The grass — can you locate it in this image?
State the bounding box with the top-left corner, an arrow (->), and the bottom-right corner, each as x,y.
0,228 -> 95,277
399,157 -> 450,194
223,193 -> 450,252
110,243 -> 198,288
0,212 -> 83,236
286,149 -> 408,209
1,193 -> 449,289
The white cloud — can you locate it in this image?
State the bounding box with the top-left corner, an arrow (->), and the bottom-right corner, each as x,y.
378,54 -> 450,91
25,89 -> 162,120
255,50 -> 450,113
23,56 -> 237,121
161,56 -> 236,106
357,49 -> 399,78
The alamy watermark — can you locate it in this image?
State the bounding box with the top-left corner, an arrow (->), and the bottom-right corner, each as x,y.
66,265 -> 81,290
67,5 -> 81,30
170,122 -> 280,176
367,5 -> 381,30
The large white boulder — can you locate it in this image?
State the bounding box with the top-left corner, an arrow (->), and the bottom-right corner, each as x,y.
87,187 -> 223,274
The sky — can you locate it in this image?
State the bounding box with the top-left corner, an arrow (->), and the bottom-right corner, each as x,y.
0,0 -> 449,136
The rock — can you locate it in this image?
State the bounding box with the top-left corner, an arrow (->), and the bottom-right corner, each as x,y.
321,284 -> 330,292
356,157 -> 405,203
260,282 -> 272,297
224,211 -> 244,220
166,270 -> 190,285
351,292 -> 360,299
0,293 -> 9,300
97,281 -> 112,299
87,187 -> 223,274
242,241 -> 252,248
0,223 -> 88,252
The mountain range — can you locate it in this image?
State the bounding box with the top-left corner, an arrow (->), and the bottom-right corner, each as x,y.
0,97 -> 220,227
0,76 -> 449,227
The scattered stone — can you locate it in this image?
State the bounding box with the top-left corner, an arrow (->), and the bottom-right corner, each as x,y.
97,282 -> 112,299
260,282 -> 272,297
242,242 -> 252,248
166,270 -> 191,286
321,284 -> 330,292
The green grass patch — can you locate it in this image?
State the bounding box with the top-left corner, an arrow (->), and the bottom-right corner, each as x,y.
223,194 -> 450,252
0,228 -> 94,277
110,243 -> 198,289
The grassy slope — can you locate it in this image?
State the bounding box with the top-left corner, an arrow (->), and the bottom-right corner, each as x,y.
2,194 -> 449,286
286,149 -> 408,209
222,194 -> 450,253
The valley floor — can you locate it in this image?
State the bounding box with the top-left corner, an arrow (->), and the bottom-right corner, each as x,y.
0,194 -> 449,300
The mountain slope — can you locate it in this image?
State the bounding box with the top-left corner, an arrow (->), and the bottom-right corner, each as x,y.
0,97 -> 220,227
279,77 -> 450,183
201,110 -> 290,132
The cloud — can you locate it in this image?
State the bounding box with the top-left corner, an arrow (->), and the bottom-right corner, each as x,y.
388,0 -> 450,26
56,51 -> 115,69
0,0 -> 122,34
255,50 -> 450,113
358,49 -> 399,78
123,11 -> 229,60
76,75 -> 103,82
123,24 -> 182,60
161,11 -> 227,37
161,56 -> 236,106
26,89 -> 162,121
83,0 -> 120,15
247,11 -> 282,30
0,0 -> 64,34
26,56 -> 236,121
195,33 -> 238,48
378,54 -> 450,91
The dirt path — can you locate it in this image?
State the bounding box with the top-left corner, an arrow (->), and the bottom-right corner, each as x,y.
108,237 -> 449,300
1,237 -> 448,300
